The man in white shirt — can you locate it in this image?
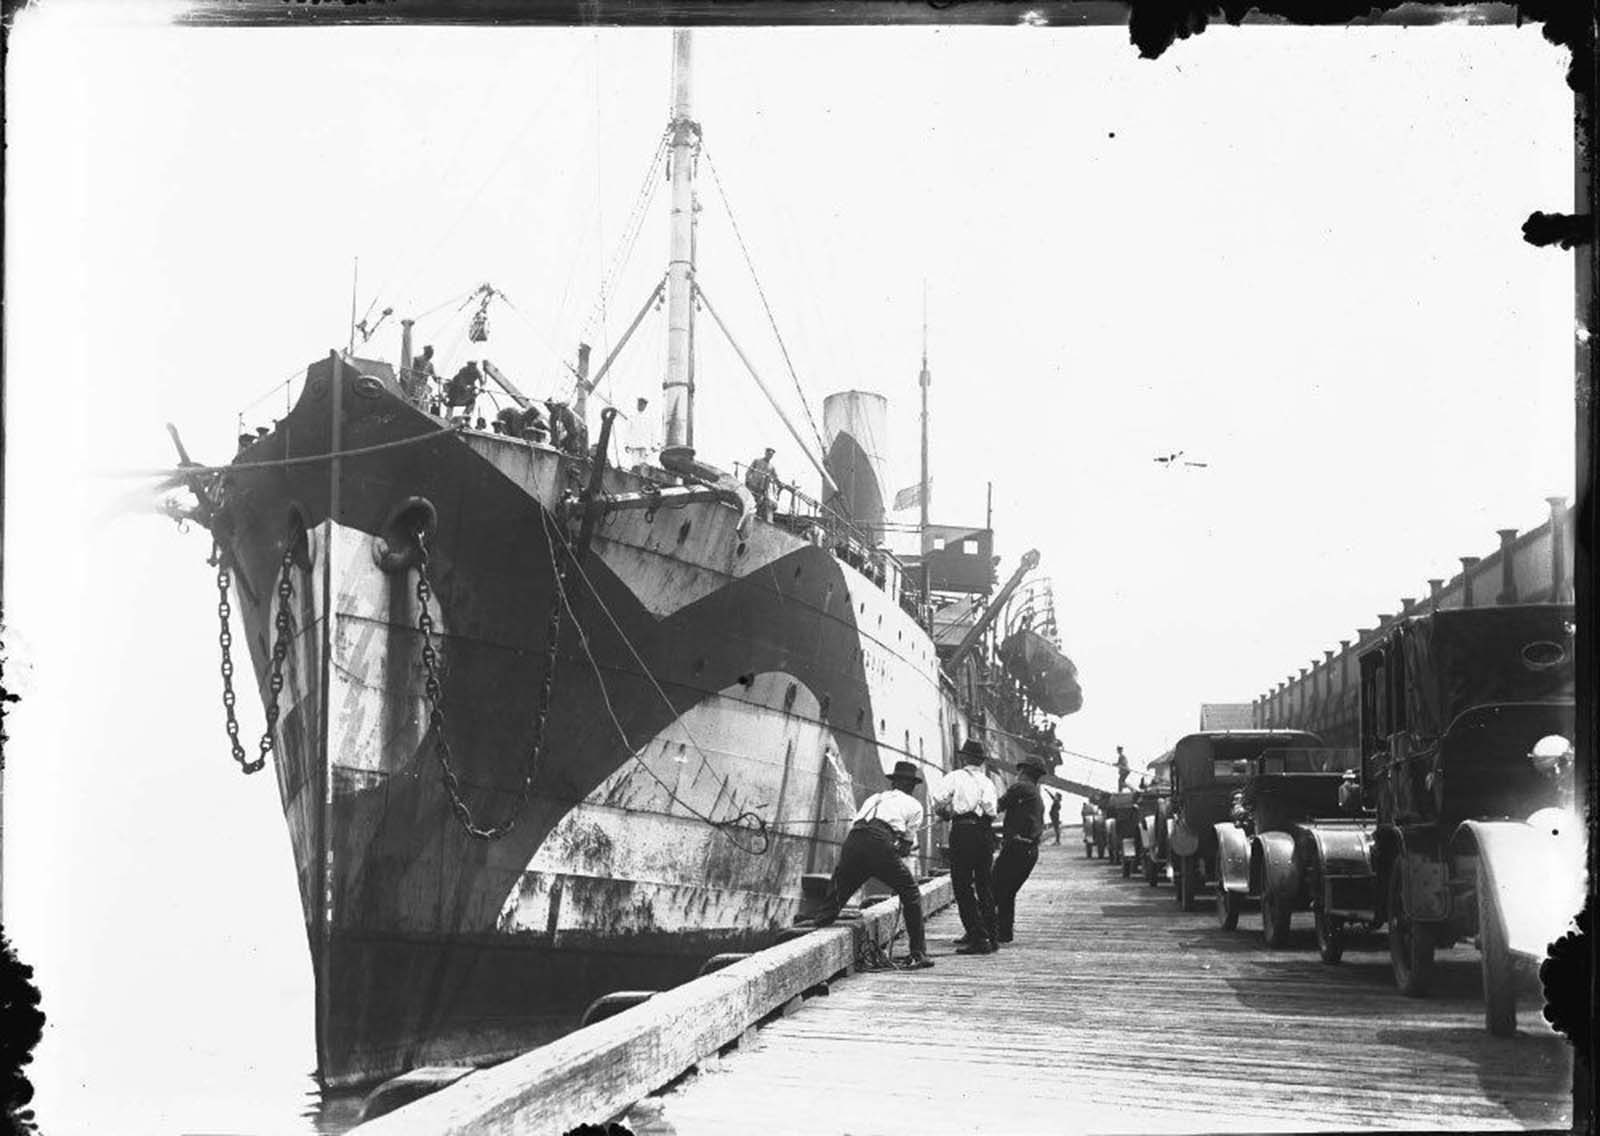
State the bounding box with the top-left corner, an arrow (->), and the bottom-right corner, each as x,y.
795,760 -> 934,970
932,737 -> 1000,954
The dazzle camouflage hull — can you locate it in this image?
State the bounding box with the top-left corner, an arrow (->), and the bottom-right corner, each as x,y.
221,358 -> 965,1087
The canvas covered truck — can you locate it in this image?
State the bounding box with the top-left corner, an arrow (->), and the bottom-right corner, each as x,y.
1211,746 -> 1371,958
1350,603 -> 1580,1035
1167,730 -> 1322,911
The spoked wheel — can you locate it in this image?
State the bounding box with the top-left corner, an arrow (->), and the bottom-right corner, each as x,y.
1216,887 -> 1240,931
1479,860 -> 1517,1036
1262,887 -> 1292,949
1314,909 -> 1344,964
1387,869 -> 1436,997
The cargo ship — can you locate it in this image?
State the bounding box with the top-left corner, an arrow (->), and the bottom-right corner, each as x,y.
165,30 -> 1083,1089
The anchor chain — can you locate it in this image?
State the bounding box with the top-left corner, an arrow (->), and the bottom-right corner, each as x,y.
213,538 -> 296,775
414,527 -> 567,840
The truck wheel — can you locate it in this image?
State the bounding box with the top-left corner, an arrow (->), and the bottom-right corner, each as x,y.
1315,909 -> 1344,964
1388,870 -> 1435,997
1216,887 -> 1240,931
1479,861 -> 1517,1037
1262,888 -> 1291,948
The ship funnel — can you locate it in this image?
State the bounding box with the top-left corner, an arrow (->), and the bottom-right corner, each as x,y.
821,391 -> 889,538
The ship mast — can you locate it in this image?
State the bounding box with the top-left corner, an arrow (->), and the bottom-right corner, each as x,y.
662,29 -> 698,459
919,286 -> 931,533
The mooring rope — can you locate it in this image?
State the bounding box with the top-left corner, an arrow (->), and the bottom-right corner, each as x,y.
101,423 -> 464,481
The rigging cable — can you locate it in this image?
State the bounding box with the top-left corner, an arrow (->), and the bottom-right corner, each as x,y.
582,125 -> 672,355
702,147 -> 830,464
103,423 -> 464,481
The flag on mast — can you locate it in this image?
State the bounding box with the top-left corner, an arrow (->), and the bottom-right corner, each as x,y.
893,480 -> 930,511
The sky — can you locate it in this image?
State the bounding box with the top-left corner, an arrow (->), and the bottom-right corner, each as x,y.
1,7 -> 1578,1133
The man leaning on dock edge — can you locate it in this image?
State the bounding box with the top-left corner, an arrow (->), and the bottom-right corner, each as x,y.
794,760 -> 936,970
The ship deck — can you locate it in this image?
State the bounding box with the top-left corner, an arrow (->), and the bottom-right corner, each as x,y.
622,842 -> 1575,1134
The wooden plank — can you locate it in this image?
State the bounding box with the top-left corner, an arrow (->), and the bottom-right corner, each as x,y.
352,876 -> 953,1136
637,846 -> 1572,1133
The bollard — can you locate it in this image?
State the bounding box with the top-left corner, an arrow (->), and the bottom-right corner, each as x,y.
797,873 -> 832,921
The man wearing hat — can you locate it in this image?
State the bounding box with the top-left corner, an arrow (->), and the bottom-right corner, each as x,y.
993,759 -> 1047,943
796,760 -> 935,969
932,738 -> 1000,954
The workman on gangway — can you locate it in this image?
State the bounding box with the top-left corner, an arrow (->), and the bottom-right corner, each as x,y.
1116,746 -> 1131,791
794,760 -> 935,970
933,738 -> 1000,955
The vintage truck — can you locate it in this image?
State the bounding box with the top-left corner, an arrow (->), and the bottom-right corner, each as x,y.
1080,796 -> 1107,859
1345,603 -> 1580,1035
1211,746 -> 1371,958
1137,750 -> 1174,887
1167,730 -> 1323,911
1103,791 -> 1144,877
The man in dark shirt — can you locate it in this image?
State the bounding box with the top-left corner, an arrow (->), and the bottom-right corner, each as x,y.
992,758 -> 1046,944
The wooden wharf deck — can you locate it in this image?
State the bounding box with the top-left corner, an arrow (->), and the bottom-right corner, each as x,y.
624,842 -> 1574,1135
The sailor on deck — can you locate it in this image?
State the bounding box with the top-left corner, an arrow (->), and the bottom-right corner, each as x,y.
993,758 -> 1046,943
745,447 -> 778,520
1049,791 -> 1063,845
444,361 -> 482,420
404,344 -> 436,407
796,760 -> 935,970
933,738 -> 999,955
546,399 -> 587,457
